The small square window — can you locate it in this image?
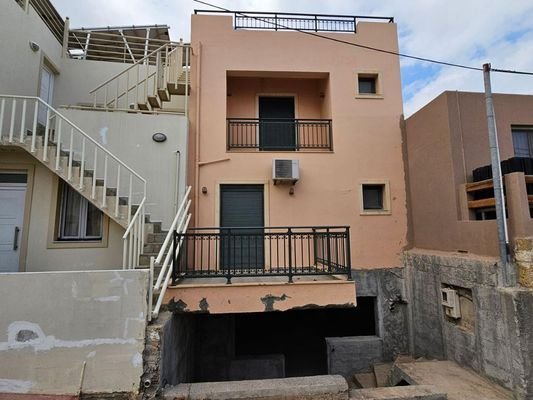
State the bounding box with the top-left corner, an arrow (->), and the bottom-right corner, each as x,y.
362,184 -> 384,210
358,76 -> 377,94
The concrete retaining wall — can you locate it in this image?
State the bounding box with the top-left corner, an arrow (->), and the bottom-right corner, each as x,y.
405,249 -> 533,399
0,270 -> 148,397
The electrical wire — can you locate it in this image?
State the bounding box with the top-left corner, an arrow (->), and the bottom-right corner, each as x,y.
193,0 -> 533,76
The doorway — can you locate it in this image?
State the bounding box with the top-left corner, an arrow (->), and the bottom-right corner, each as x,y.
38,64 -> 55,126
220,184 -> 264,270
0,173 -> 27,272
259,96 -> 296,151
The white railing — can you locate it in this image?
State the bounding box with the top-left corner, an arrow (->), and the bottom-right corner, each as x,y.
0,94 -> 147,269
88,41 -> 190,111
150,185 -> 192,320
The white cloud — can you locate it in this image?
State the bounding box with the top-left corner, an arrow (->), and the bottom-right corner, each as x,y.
52,0 -> 533,116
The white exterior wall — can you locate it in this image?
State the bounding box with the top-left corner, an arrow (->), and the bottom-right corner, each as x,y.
59,109 -> 188,227
0,1 -> 63,96
0,269 -> 148,396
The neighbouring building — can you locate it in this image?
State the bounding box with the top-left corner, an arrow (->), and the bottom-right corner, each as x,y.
404,90 -> 533,399
0,0 -> 190,397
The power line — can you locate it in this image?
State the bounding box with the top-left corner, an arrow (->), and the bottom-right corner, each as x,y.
193,0 -> 533,77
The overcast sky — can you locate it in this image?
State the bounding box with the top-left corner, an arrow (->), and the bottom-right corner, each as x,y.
53,0 -> 533,116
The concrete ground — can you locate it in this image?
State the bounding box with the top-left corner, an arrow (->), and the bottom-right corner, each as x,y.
392,360 -> 513,400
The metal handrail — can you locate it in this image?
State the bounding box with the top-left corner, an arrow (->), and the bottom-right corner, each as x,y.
151,186 -> 192,319
194,9 -> 394,22
0,95 -> 146,182
89,42 -> 186,94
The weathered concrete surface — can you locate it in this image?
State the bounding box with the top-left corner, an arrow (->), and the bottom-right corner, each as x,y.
163,375 -> 349,400
349,385 -> 446,400
326,336 -> 383,375
515,237 -> 533,288
0,270 -> 148,397
404,249 -> 533,399
164,277 -> 356,314
352,269 -> 410,364
391,361 -> 512,400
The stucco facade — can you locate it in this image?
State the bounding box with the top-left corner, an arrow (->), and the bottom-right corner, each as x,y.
188,14 -> 408,269
405,91 -> 533,256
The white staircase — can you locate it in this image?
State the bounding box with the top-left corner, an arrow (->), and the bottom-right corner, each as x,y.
0,95 -> 146,268
88,41 -> 191,113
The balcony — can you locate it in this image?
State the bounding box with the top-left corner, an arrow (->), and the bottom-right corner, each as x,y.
172,226 -> 351,283
195,10 -> 394,34
227,118 -> 332,151
162,226 -> 356,314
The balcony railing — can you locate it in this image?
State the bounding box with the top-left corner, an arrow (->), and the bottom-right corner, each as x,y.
227,118 -> 333,151
172,226 -> 352,284
195,10 -> 394,34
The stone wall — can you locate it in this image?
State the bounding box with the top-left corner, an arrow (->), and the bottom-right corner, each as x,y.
404,249 -> 533,399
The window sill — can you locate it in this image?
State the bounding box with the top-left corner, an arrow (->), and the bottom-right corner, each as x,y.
47,240 -> 107,249
355,94 -> 384,100
360,210 -> 392,216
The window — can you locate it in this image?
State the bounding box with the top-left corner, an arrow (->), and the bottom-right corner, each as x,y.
58,183 -> 103,241
360,181 -> 391,215
362,184 -> 384,210
512,127 -> 533,158
356,73 -> 381,96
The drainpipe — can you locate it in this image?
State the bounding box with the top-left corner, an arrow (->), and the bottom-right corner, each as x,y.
482,63 -> 514,287
194,43 -> 202,227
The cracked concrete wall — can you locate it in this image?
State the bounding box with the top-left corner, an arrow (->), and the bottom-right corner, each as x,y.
0,270 -> 148,397
405,249 -> 533,400
352,268 -> 410,360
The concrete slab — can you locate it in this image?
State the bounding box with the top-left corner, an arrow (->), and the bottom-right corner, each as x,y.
354,373 -> 377,389
164,277 -> 356,314
163,375 -> 349,400
373,363 -> 393,387
349,385 -> 446,400
391,361 -> 512,400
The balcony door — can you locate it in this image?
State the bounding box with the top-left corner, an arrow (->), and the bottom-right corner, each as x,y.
220,185 -> 264,271
259,96 -> 296,151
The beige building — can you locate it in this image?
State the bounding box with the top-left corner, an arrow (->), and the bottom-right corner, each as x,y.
405,91 -> 533,257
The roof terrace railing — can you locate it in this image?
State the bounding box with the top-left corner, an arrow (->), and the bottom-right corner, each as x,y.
194,10 -> 394,33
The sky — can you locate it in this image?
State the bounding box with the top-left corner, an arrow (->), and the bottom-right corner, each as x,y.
53,0 -> 533,117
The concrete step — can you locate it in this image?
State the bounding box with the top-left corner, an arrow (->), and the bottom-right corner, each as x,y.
373,363 -> 393,388
353,372 -> 377,389
146,232 -> 169,243
350,385 -> 446,400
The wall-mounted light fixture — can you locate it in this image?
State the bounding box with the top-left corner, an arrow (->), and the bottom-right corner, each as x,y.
29,41 -> 40,52
152,132 -> 167,143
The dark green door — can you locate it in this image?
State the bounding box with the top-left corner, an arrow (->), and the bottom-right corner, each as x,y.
220,185 -> 264,271
259,96 -> 296,151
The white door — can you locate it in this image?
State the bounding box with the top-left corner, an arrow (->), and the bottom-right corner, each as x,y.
38,65 -> 55,126
0,175 -> 27,272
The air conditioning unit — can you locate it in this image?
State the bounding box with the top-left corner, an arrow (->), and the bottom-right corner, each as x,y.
272,159 -> 299,185
441,288 -> 461,319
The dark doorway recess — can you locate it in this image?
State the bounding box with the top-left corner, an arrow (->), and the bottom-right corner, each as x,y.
220,184 -> 264,270
259,96 -> 296,151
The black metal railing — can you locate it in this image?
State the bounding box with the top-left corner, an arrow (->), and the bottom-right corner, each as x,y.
227,118 -> 332,151
195,10 -> 394,33
172,226 -> 352,283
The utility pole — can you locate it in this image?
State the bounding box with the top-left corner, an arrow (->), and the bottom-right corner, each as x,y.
482,63 -> 514,287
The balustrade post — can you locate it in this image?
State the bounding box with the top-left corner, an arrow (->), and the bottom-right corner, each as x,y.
287,228 -> 293,283
346,227 -> 353,280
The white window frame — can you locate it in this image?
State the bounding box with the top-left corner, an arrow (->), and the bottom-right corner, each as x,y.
58,184 -> 103,241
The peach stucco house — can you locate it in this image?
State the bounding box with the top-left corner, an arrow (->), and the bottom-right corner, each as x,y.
168,10 -> 408,313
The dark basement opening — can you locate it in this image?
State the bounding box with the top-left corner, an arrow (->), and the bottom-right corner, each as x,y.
191,297 -> 377,382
